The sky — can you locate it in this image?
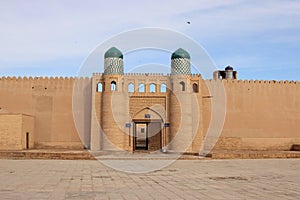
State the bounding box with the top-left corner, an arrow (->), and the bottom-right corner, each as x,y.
0,0 -> 299,80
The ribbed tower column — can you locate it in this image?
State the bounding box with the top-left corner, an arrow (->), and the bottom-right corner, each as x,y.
101,47 -> 129,151
169,48 -> 194,153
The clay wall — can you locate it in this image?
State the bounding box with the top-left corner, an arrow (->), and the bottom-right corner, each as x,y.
210,80 -> 300,150
0,77 -> 91,149
0,113 -> 34,150
2,73 -> 299,152
21,114 -> 35,149
0,114 -> 23,150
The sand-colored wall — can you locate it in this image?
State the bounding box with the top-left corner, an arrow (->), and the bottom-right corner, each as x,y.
0,114 -> 34,150
2,74 -> 300,152
0,114 -> 23,150
21,114 -> 35,149
212,80 -> 300,150
0,77 -> 91,149
90,73 -> 203,152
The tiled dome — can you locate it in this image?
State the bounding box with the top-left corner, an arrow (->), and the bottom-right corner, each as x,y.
104,47 -> 123,59
171,48 -> 190,60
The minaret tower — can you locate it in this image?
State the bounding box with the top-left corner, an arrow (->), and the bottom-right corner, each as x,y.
169,48 -> 194,152
101,47 -> 129,150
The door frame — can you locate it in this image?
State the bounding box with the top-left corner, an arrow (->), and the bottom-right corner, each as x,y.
133,122 -> 148,150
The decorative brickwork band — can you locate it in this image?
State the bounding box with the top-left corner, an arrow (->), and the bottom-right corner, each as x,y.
104,57 -> 124,75
171,58 -> 191,75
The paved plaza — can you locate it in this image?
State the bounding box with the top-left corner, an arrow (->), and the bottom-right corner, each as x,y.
0,158 -> 300,199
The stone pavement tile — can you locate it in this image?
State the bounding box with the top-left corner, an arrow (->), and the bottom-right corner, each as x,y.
1,159 -> 300,199
122,193 -> 140,200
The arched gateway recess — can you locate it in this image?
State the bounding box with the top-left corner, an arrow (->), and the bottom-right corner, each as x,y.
132,107 -> 165,151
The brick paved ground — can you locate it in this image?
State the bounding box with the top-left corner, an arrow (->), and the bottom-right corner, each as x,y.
0,159 -> 300,199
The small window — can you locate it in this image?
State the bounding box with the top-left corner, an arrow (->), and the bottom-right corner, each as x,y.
128,83 -> 134,93
160,84 -> 166,93
180,81 -> 185,91
193,83 -> 199,93
97,83 -> 103,92
111,81 -> 117,91
139,83 -> 145,92
150,83 -> 156,92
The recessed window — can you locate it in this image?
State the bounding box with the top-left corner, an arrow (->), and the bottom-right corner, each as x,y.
160,84 -> 166,93
180,81 -> 185,91
111,81 -> 117,91
139,83 -> 145,92
192,83 -> 199,93
97,83 -> 103,92
150,83 -> 156,92
128,83 -> 134,93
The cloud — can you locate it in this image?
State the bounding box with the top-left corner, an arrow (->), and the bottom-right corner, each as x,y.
0,0 -> 299,80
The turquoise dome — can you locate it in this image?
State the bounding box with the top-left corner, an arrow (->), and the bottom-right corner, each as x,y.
225,66 -> 233,70
171,48 -> 190,59
104,47 -> 123,59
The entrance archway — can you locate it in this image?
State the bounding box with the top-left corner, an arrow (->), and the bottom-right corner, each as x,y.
132,107 -> 164,152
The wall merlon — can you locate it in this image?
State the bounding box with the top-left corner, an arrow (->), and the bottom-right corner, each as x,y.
124,73 -> 165,76
207,79 -> 300,86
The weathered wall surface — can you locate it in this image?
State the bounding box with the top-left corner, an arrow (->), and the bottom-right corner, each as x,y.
1,74 -> 300,152
0,114 -> 23,150
211,80 -> 300,151
0,77 -> 91,149
0,114 -> 34,150
90,73 -> 203,152
21,114 -> 35,149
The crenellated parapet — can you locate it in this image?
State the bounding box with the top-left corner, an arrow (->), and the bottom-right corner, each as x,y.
0,76 -> 92,92
124,73 -> 165,76
221,79 -> 300,85
92,72 -> 202,78
206,79 -> 300,85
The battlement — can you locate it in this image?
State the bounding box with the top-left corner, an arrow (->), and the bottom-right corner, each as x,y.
0,76 -> 92,91
124,73 -> 165,76
1,76 -> 299,86
205,79 -> 300,85
92,72 -> 202,78
0,76 -> 91,81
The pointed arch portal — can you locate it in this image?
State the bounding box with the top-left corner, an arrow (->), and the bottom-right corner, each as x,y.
132,107 -> 164,151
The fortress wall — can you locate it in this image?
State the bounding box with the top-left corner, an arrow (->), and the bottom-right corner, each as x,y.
90,76 -> 102,150
187,78 -> 211,153
214,80 -> 300,150
200,79 -> 212,140
71,77 -> 92,149
0,77 -> 90,149
100,75 -> 129,150
21,114 -> 35,149
0,77 -> 34,115
0,114 -> 23,150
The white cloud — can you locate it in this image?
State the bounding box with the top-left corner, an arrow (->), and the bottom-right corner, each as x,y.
0,0 -> 299,80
